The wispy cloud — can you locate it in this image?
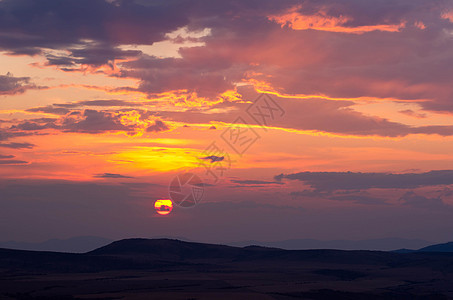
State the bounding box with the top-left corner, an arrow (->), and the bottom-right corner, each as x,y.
94,173 -> 134,179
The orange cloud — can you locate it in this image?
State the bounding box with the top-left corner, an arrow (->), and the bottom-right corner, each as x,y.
269,8 -> 405,34
414,21 -> 426,30
441,10 -> 453,22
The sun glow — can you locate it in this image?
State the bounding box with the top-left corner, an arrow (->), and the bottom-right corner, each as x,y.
154,199 -> 173,215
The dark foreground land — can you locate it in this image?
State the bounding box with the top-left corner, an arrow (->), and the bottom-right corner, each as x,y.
1,239 -> 453,299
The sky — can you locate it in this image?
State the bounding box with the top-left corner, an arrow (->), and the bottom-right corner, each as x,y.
1,0 -> 453,244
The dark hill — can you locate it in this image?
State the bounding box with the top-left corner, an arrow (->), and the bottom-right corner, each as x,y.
1,238 -> 452,271
418,241 -> 453,252
89,238 -> 409,265
89,238 -> 245,260
1,239 -> 453,299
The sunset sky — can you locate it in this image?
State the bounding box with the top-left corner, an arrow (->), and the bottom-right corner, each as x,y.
2,0 -> 453,244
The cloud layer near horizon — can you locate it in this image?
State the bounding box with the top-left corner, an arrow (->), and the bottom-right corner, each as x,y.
276,170 -> 453,191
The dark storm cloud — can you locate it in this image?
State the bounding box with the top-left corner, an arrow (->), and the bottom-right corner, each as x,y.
0,154 -> 14,159
94,173 -> 133,179
275,170 -> 453,192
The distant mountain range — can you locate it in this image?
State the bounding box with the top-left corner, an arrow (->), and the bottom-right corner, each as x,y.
0,236 -> 113,253
1,236 -> 452,253
228,237 -> 433,251
394,241 -> 453,253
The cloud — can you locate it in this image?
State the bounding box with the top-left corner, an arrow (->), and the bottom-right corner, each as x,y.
441,9 -> 453,23
269,6 -> 405,34
62,109 -> 134,133
275,170 -> 453,192
0,142 -> 34,149
327,194 -> 388,205
2,0 -> 453,130
17,88 -> 453,139
146,119 -> 169,133
1,0 -> 453,114
0,0 -> 190,55
94,173 -> 133,179
399,191 -> 450,210
0,159 -> 28,165
290,189 -> 388,205
0,128 -> 35,150
398,109 -> 427,119
10,118 -> 59,130
200,156 -> 224,163
0,72 -> 40,95
13,110 -> 137,134
160,92 -> 453,137
0,153 -> 28,164
231,179 -> 284,185
45,44 -> 142,70
122,55 -> 237,98
55,100 -> 144,108
11,109 -> 171,136
27,106 -> 71,115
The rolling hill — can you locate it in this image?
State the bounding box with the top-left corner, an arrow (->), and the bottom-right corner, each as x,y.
1,238 -> 453,299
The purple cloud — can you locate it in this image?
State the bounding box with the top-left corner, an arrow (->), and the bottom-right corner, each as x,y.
94,173 -> 133,179
0,73 -> 40,95
0,142 -> 34,149
276,170 -> 453,191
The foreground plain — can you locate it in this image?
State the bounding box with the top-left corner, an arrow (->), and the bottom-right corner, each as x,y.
1,239 -> 453,299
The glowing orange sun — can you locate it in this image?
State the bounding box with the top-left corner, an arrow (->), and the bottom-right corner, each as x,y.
154,199 -> 173,215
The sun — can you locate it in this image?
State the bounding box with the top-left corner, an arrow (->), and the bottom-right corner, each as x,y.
154,199 -> 173,215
